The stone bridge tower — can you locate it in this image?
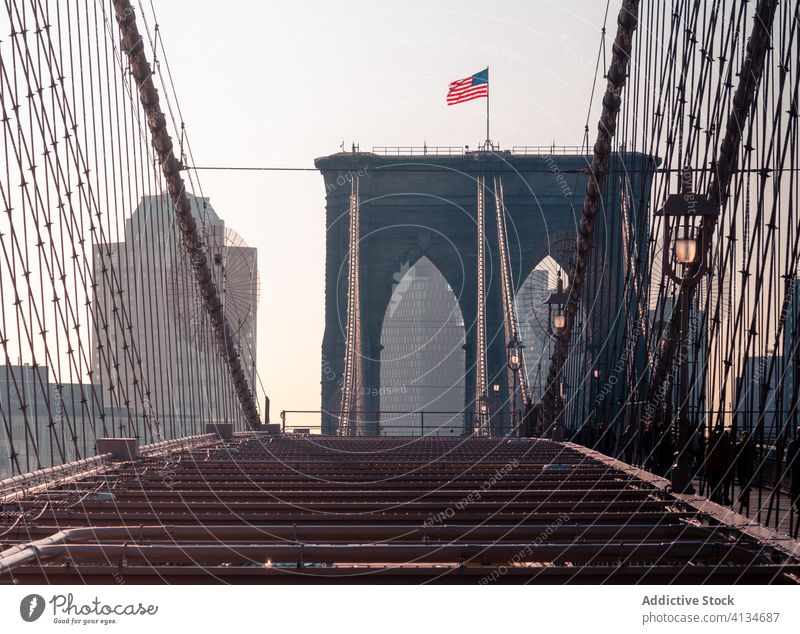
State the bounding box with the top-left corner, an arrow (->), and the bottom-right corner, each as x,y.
316,149 -> 656,435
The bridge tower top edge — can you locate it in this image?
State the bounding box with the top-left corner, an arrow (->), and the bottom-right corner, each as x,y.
314,149 -> 659,173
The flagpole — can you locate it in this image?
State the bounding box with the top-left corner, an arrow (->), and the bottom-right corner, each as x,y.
486,67 -> 490,149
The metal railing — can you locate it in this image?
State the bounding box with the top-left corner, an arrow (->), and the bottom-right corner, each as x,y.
570,431 -> 800,539
0,433 -> 217,503
280,410 -> 530,437
511,145 -> 590,155
368,145 -> 594,157
371,146 -> 465,156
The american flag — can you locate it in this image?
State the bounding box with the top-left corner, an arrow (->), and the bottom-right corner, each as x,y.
447,68 -> 489,105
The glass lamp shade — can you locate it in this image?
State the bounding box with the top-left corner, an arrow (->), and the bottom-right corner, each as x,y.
674,238 -> 698,264
592,369 -> 601,379
509,353 -> 521,370
553,314 -> 567,330
492,383 -> 501,394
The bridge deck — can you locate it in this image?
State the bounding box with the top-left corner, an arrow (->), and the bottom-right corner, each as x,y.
1,435 -> 798,584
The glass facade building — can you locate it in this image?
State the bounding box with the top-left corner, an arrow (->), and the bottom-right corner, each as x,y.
380,257 -> 465,435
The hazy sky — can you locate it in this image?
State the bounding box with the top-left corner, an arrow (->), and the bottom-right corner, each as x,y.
151,0 -> 619,414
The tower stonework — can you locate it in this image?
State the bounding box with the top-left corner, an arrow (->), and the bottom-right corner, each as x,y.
316,150 -> 656,435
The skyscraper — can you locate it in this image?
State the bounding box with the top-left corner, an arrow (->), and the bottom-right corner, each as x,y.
781,277 -> 800,431
380,257 -> 465,435
517,268 -> 551,402
737,354 -> 780,437
91,194 -> 258,441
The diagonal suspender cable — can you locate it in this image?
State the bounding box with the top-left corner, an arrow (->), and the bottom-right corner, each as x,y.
646,0 -> 780,406
541,0 -> 640,431
493,177 -> 530,408
111,0 -> 260,429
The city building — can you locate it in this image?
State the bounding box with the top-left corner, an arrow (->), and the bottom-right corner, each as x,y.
91,194 -> 258,442
0,364 -> 101,478
380,257 -> 465,435
517,268 -> 551,402
781,277 -> 800,428
736,354 -> 781,437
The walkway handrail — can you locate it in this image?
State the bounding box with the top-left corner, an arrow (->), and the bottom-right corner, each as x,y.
0,455 -> 112,503
1,433 -> 217,502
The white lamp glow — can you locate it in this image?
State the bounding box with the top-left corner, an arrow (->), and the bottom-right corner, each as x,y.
674,238 -> 698,264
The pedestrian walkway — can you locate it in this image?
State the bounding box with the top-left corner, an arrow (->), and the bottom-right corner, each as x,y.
696,479 -> 799,538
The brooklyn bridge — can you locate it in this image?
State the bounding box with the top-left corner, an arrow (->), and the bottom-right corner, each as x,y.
2,0 -> 800,585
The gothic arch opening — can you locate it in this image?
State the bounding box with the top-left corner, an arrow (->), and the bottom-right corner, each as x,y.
516,256 -> 569,404
379,257 -> 466,435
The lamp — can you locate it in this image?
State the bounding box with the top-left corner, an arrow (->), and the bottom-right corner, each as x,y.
544,275 -> 570,334
654,166 -> 719,494
506,339 -> 524,371
655,165 -> 716,280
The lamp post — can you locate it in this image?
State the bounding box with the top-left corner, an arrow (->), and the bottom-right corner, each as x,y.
507,339 -> 524,435
591,367 -> 601,436
545,274 -> 570,334
491,383 -> 501,434
478,394 -> 489,437
543,275 -> 570,438
656,165 -> 717,494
